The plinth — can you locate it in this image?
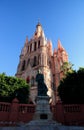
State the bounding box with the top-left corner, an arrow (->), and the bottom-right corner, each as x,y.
33,96 -> 52,120
25,96 -> 61,130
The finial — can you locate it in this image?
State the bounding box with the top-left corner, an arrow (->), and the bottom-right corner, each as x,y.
36,19 -> 41,27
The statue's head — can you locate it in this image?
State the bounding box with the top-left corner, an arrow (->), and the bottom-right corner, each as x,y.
37,69 -> 41,74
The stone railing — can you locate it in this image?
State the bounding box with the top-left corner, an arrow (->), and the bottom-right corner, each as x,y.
0,99 -> 84,126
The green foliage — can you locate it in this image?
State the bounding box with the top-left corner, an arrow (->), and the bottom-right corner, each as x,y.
61,62 -> 74,75
58,68 -> 84,104
0,73 -> 30,103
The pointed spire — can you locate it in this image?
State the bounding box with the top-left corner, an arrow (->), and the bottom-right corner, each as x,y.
25,36 -> 28,45
36,19 -> 42,27
48,40 -> 52,48
33,21 -> 45,39
57,39 -> 62,49
57,39 -> 65,51
47,40 -> 53,56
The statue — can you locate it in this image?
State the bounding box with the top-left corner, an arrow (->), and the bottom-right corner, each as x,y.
36,70 -> 48,96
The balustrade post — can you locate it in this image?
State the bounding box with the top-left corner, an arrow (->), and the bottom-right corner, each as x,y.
56,100 -> 65,123
9,98 -> 19,122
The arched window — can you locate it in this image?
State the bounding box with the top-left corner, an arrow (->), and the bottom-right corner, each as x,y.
21,60 -> 25,71
27,58 -> 30,66
27,46 -> 29,53
38,40 -> 40,48
49,61 -> 51,68
38,54 -> 40,65
34,42 -> 37,51
31,76 -> 35,86
33,56 -> 37,67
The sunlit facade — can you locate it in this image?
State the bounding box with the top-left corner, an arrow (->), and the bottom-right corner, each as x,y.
15,22 -> 68,104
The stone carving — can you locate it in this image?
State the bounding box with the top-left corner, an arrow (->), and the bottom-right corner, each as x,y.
36,70 -> 48,96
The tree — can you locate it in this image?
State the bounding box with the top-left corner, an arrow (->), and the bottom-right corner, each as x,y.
57,68 -> 84,104
60,62 -> 73,75
0,73 -> 30,103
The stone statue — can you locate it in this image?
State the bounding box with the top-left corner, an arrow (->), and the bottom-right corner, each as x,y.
36,70 -> 48,96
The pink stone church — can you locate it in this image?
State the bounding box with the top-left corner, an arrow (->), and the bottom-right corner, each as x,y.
15,22 -> 68,104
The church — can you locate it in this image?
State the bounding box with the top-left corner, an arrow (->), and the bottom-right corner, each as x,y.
15,22 -> 68,104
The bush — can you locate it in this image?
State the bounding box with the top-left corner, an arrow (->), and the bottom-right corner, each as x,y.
0,73 -> 30,103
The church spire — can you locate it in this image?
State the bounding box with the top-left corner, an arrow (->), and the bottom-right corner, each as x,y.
25,36 -> 28,45
36,20 -> 42,27
57,39 -> 65,51
33,22 -> 45,39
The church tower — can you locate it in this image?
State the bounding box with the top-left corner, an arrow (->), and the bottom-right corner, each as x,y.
15,22 -> 68,104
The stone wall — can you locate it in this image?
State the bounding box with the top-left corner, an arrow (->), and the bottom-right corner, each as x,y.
0,99 -> 84,126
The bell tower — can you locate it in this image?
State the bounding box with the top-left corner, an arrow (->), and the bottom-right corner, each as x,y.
16,22 -> 53,104
15,22 -> 68,104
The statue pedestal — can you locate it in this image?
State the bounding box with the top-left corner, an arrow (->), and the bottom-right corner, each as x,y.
33,96 -> 52,120
25,96 -> 61,130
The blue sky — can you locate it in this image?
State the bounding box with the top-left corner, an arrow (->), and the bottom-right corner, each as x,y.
0,0 -> 84,76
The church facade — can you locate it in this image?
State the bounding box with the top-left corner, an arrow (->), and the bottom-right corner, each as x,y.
15,22 -> 68,104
